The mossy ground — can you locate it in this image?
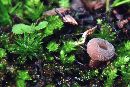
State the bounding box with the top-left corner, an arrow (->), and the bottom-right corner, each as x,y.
0,0 -> 130,87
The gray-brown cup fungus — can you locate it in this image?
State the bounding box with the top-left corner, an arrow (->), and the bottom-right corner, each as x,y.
87,38 -> 115,68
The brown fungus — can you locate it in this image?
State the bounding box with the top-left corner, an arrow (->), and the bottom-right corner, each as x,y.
87,38 -> 115,68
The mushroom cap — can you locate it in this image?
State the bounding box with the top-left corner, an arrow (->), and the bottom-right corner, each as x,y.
87,38 -> 115,61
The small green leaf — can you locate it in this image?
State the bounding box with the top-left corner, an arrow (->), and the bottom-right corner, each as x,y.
12,24 -> 32,34
36,21 -> 48,30
47,41 -> 59,52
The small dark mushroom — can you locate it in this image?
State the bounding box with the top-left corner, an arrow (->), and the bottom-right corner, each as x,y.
87,38 -> 115,68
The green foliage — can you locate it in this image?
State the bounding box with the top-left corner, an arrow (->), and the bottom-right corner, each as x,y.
112,0 -> 130,7
114,56 -> 130,67
44,16 -> 63,37
102,40 -> 130,87
10,17 -> 63,63
103,57 -> 130,87
0,0 -> 45,25
102,55 -> 130,87
12,21 -> 48,34
0,0 -> 129,86
116,41 -> 130,85
16,80 -> 26,87
46,40 -> 77,64
47,41 -> 59,52
16,70 -> 31,87
103,66 -> 118,87
17,70 -> 31,81
60,53 -> 75,64
7,32 -> 43,63
1,0 -> 12,12
62,41 -> 76,53
0,48 -> 6,60
5,15 -> 63,64
120,64 -> 130,84
117,41 -> 130,56
124,41 -> 130,51
12,24 -> 32,34
24,0 -> 45,20
0,0 -> 11,25
1,0 -> 12,6
10,2 -> 23,17
35,21 -> 48,30
94,20 -> 116,42
60,41 -> 76,64
67,55 -> 75,63
59,0 -> 70,8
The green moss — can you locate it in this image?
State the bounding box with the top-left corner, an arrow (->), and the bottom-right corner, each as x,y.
0,48 -> 6,60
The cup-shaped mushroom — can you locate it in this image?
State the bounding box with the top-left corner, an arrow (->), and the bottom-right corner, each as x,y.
87,38 -> 115,68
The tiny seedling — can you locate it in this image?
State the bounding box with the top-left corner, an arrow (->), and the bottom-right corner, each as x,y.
47,41 -> 59,52
16,70 -> 31,87
12,21 -> 48,34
